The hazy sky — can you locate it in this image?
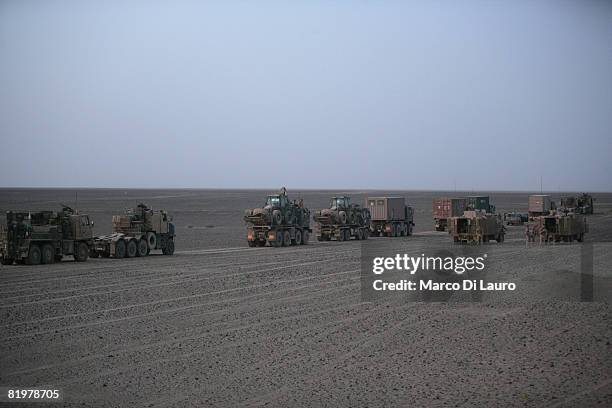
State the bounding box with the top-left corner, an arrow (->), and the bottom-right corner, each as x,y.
1,0 -> 611,191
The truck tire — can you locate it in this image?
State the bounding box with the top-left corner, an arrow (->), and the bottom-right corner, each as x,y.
137,239 -> 148,257
355,229 -> 361,240
302,231 -> 309,245
345,229 -> 352,241
74,242 -> 89,262
126,240 -> 137,258
272,231 -> 282,247
115,239 -> 126,259
338,211 -> 347,225
1,257 -> 14,265
41,244 -> 55,264
283,230 -> 292,247
163,239 -> 175,255
272,210 -> 282,225
247,240 -> 256,247
293,230 -> 302,245
147,232 -> 157,250
26,244 -> 42,265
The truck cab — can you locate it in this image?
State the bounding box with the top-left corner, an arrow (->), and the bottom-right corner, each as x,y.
330,196 -> 350,209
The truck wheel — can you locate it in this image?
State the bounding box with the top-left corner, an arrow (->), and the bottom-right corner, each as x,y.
247,240 -> 256,247
338,211 -> 347,225
74,242 -> 89,262
1,257 -> 14,265
355,229 -> 361,240
41,244 -> 55,264
126,240 -> 137,258
272,231 -> 282,247
163,239 -> 175,255
282,231 -> 292,247
577,233 -> 584,242
294,230 -> 302,245
345,229 -> 352,241
137,239 -> 148,257
272,210 -> 282,225
302,231 -> 310,244
26,244 -> 42,265
115,239 -> 126,259
147,232 -> 157,250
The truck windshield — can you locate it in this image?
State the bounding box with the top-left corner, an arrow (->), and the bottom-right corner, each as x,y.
331,198 -> 348,208
266,196 -> 280,207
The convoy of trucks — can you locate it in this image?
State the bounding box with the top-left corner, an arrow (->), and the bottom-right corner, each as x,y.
0,189 -> 597,266
314,196 -> 370,241
367,197 -> 414,237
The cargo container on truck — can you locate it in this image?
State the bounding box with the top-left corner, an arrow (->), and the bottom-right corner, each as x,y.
432,197 -> 466,231
528,195 -> 554,218
366,197 -> 414,237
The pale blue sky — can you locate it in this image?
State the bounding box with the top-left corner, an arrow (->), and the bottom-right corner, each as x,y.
1,0 -> 611,191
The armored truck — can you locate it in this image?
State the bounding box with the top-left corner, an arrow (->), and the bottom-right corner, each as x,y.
0,207 -> 93,265
433,197 -> 466,231
92,204 -> 175,258
560,194 -> 593,215
448,210 -> 505,244
244,187 -> 312,247
366,197 -> 414,237
532,213 -> 588,243
314,196 -> 370,241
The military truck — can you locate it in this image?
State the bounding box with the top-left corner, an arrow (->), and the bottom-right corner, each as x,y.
92,204 -> 175,258
433,197 -> 466,231
244,187 -> 312,247
532,213 -> 588,243
314,196 -> 371,241
448,210 -> 505,244
366,197 -> 414,237
560,194 -> 594,215
0,207 -> 93,265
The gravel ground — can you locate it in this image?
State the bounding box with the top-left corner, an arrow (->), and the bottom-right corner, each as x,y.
0,189 -> 611,407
